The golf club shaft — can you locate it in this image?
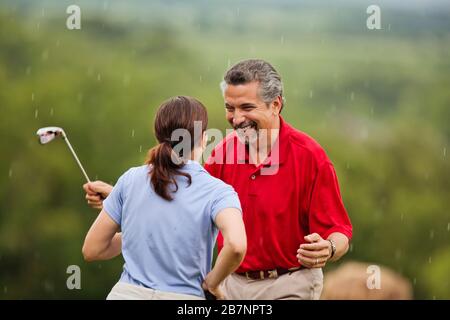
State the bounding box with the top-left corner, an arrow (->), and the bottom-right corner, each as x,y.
62,136 -> 91,183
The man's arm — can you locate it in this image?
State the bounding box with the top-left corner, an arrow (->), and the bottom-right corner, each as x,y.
326,232 -> 349,262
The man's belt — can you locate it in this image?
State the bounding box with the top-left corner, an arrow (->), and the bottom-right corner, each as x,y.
237,266 -> 304,280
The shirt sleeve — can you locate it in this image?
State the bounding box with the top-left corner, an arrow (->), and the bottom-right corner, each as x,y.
103,169 -> 131,226
309,162 -> 353,240
210,184 -> 242,223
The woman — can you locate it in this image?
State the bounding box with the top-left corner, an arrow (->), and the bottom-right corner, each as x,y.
82,96 -> 246,300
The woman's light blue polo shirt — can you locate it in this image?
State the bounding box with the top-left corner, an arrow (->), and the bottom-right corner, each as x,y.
103,161 -> 242,298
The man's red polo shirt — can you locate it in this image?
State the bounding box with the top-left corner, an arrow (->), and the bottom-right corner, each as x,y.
204,116 -> 352,273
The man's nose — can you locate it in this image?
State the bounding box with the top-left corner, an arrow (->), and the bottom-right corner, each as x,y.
232,110 -> 245,127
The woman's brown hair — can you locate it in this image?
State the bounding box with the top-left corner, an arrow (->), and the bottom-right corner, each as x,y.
146,96 -> 208,201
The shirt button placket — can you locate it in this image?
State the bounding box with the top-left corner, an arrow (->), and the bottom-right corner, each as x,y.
248,172 -> 259,196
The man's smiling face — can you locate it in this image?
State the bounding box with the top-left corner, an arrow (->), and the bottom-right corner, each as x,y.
224,81 -> 279,145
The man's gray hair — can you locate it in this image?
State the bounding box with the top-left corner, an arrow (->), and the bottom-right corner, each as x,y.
220,59 -> 285,109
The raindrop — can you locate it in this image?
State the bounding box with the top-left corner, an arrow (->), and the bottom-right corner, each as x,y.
3,286 -> 6,294
103,0 -> 109,11
199,75 -> 202,82
41,8 -> 45,17
371,107 -> 374,116
43,280 -> 53,292
123,74 -> 130,86
395,249 -> 401,260
309,90 -> 313,99
50,108 -> 54,116
41,49 -> 49,61
388,24 -> 391,31
35,109 -> 39,119
139,145 -> 142,153
131,129 -> 135,138
8,169 -> 12,178
26,66 -> 31,75
444,148 -> 447,159
346,162 -> 350,170
447,222 -> 449,231
36,22 -> 40,30
400,212 -> 404,221
237,7 -> 240,16
77,93 -> 84,102
349,243 -> 353,252
97,73 -> 102,81
98,264 -> 102,269
280,35 -> 284,45
413,278 -> 417,285
56,39 -> 60,47
429,229 -> 434,240
360,128 -> 368,140
350,92 -> 355,101
428,256 -> 432,264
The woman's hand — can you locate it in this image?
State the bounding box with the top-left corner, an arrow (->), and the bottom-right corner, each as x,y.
83,181 -> 113,210
202,277 -> 225,300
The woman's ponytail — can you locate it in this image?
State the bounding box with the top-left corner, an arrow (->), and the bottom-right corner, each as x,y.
147,142 -> 191,201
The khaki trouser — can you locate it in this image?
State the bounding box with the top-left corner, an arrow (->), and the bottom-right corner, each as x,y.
220,268 -> 323,300
106,281 -> 205,300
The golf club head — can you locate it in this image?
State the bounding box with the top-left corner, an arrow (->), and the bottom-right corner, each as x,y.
36,126 -> 65,145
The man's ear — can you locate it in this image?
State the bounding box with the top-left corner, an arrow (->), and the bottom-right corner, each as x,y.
271,96 -> 283,115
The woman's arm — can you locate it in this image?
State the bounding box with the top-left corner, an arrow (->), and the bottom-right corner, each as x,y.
82,209 -> 121,261
202,208 -> 247,299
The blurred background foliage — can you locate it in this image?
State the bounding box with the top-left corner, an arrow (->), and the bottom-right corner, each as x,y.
0,0 -> 448,299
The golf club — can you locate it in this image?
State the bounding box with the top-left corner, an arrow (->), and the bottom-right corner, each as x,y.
36,126 -> 91,183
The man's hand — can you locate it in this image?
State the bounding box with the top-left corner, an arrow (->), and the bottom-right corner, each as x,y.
296,233 -> 331,268
83,181 -> 113,210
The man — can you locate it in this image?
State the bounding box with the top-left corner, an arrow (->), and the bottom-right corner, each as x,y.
84,59 -> 352,300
